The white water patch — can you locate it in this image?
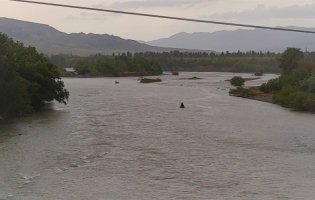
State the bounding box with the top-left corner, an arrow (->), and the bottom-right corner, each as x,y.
17,173 -> 41,185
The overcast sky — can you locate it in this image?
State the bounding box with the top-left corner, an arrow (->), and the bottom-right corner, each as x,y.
1,0 -> 315,41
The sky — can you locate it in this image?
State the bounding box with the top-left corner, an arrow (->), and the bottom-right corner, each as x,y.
1,0 -> 315,41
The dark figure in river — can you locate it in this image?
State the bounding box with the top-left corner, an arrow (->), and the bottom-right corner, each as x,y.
180,102 -> 185,108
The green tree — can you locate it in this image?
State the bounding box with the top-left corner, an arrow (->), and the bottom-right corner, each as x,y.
306,70 -> 315,93
15,46 -> 69,109
230,76 -> 245,87
0,33 -> 69,117
75,56 -> 163,77
50,54 -> 67,68
0,50 -> 30,116
279,48 -> 304,74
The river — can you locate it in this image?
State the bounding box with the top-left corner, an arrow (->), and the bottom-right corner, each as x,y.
1,72 -> 315,200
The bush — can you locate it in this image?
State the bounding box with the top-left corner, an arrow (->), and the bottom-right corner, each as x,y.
230,76 -> 245,87
273,85 -> 315,112
260,69 -> 311,93
291,92 -> 308,111
304,94 -> 315,111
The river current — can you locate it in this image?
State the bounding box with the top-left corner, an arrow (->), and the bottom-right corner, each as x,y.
1,72 -> 315,200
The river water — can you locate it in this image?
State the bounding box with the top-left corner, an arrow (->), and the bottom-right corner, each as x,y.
1,72 -> 315,200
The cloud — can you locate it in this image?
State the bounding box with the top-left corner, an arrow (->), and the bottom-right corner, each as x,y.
66,0 -> 212,21
95,0 -> 213,9
65,11 -> 120,20
65,15 -> 107,20
202,4 -> 315,19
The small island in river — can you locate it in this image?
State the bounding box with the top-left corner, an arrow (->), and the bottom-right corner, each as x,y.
139,77 -> 162,83
180,76 -> 203,80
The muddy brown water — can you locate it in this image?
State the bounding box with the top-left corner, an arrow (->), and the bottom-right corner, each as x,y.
1,72 -> 315,200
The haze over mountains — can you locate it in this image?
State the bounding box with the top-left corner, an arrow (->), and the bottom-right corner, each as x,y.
0,18 -> 213,56
1,17 -> 315,56
146,28 -> 315,53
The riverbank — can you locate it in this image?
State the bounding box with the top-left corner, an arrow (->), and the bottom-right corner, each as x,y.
61,71 -> 158,78
0,118 -> 14,125
0,113 -> 25,124
230,87 -> 275,104
0,115 -> 16,125
0,103 -> 55,125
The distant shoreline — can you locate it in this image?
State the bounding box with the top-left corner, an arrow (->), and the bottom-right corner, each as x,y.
61,72 -> 158,78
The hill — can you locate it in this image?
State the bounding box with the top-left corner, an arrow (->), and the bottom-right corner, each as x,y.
0,18 -> 214,56
146,27 -> 315,53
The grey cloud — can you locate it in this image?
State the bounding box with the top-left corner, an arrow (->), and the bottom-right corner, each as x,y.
65,15 -> 107,20
202,4 -> 315,19
95,0 -> 213,9
65,12 -> 120,20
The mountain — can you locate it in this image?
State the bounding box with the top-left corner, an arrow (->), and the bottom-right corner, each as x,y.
137,40 -> 147,44
0,18 -> 214,56
146,28 -> 315,53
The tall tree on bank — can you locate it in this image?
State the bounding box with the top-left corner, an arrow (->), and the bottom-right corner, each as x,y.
279,48 -> 304,74
0,33 -> 69,118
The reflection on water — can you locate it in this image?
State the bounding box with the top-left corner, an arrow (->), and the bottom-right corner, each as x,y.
1,72 -> 315,200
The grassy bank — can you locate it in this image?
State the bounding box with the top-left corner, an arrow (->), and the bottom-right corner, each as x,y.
230,87 -> 275,103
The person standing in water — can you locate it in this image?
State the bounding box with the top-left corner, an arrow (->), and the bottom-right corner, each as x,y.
180,102 -> 185,108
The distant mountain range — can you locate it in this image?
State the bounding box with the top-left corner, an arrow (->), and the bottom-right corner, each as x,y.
0,18 -> 214,56
146,28 -> 315,53
2,17 -> 314,56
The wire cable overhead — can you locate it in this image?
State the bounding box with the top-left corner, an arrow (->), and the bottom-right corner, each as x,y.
10,0 -> 315,34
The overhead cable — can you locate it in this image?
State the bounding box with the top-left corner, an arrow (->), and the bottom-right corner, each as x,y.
10,0 -> 315,34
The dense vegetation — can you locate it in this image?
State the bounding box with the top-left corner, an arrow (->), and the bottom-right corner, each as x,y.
74,55 -> 163,77
50,50 -> 281,74
149,57 -> 280,73
260,48 -> 315,112
134,50 -> 280,73
0,33 -> 69,118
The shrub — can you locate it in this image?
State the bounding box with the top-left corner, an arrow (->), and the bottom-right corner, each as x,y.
140,78 -> 162,83
230,76 -> 245,87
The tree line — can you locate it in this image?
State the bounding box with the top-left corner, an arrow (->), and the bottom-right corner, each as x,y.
74,55 -> 163,77
50,50 -> 281,74
134,50 -> 279,58
149,57 -> 280,73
